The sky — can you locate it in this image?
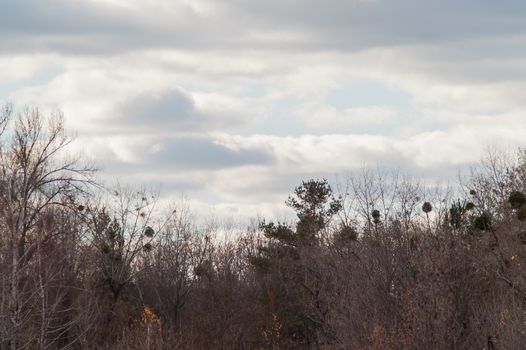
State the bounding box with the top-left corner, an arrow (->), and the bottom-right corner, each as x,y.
1,0 -> 526,220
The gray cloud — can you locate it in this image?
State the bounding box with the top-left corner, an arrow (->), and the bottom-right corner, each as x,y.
0,0 -> 219,54
94,135 -> 274,172
3,0 -> 526,55
229,0 -> 526,47
146,137 -> 274,169
109,88 -> 250,134
115,89 -> 197,130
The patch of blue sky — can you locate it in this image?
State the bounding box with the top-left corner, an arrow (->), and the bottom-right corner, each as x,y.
239,82 -> 268,98
0,70 -> 60,103
322,77 -> 413,135
238,78 -> 415,137
181,80 -> 268,98
297,78 -> 412,135
327,77 -> 411,112
241,94 -> 308,136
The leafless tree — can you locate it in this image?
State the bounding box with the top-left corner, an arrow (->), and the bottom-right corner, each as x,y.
0,105 -> 95,349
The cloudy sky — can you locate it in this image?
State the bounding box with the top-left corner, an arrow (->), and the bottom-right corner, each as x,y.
2,0 -> 526,219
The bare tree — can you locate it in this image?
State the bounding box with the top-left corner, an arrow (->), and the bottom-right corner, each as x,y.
0,106 -> 95,349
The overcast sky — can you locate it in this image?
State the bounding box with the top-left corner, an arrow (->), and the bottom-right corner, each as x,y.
2,0 -> 526,220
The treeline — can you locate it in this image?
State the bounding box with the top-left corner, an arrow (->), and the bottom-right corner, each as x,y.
0,107 -> 524,349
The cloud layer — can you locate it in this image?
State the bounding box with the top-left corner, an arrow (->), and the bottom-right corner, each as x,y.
2,0 -> 526,220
